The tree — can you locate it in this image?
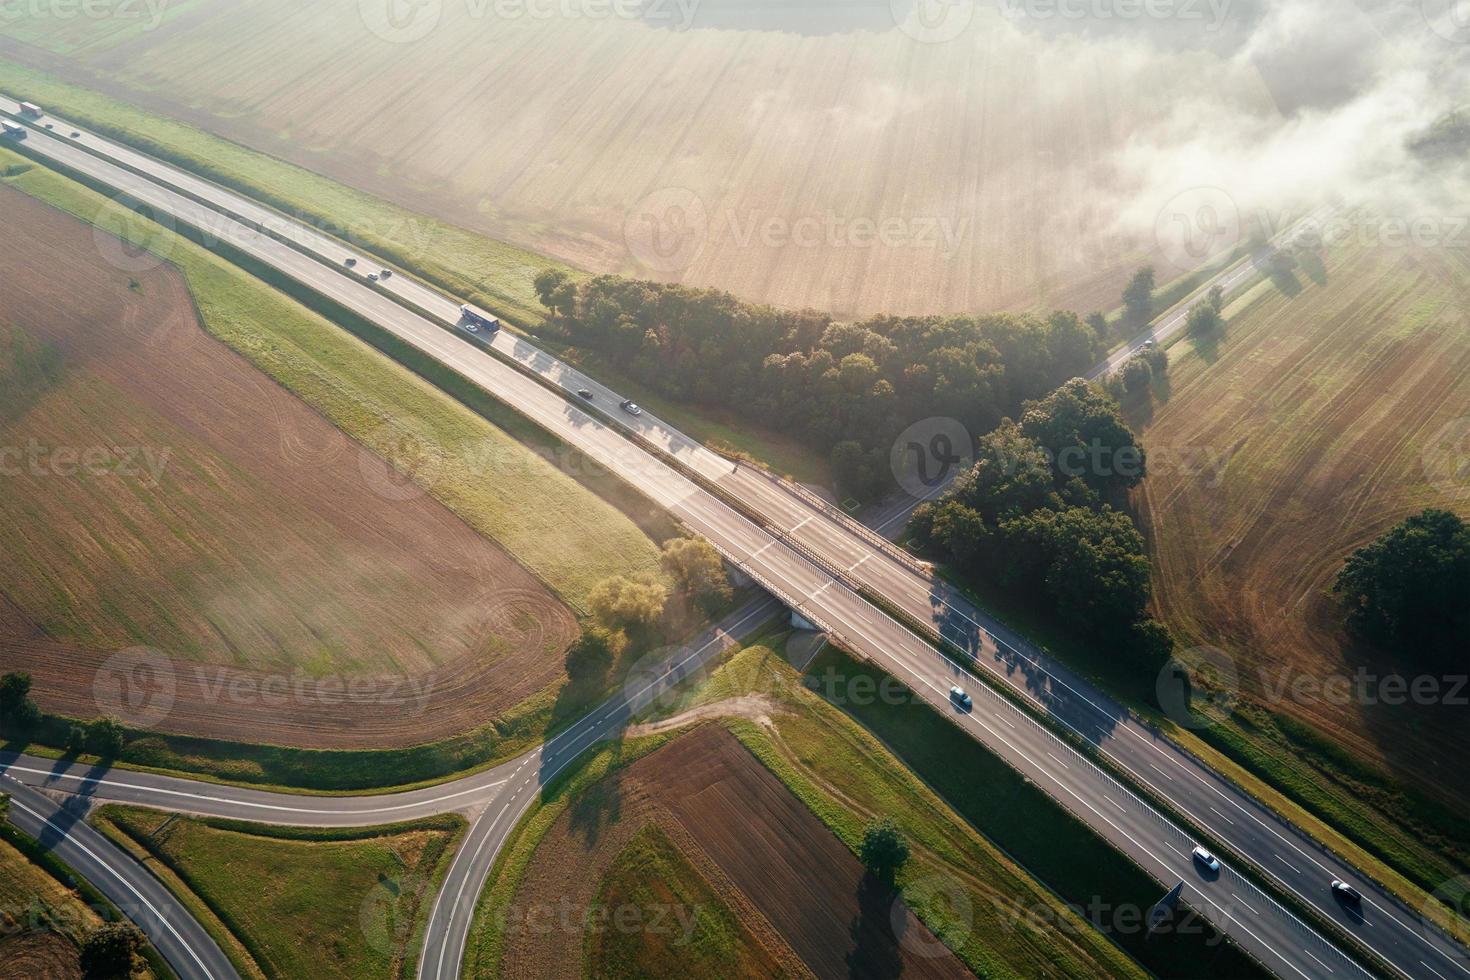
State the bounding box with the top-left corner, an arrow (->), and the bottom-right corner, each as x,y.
860,819 -> 910,887
660,537 -> 732,612
80,922 -> 143,979
1185,300 -> 1223,337
1085,311 -> 1110,339
1121,354 -> 1153,393
1333,509 -> 1470,667
65,724 -> 87,756
588,573 -> 669,630
0,671 -> 41,732
1039,506 -> 1152,635
1122,266 -> 1156,326
85,717 -> 126,758
1020,378 -> 1145,497
564,626 -> 624,683
0,671 -> 32,714
532,268 -> 576,318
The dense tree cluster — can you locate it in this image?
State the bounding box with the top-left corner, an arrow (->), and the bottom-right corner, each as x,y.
1333,509 -> 1470,668
588,573 -> 668,630
534,271 -> 1105,497
660,537 -> 733,613
0,671 -> 40,732
910,381 -> 1169,664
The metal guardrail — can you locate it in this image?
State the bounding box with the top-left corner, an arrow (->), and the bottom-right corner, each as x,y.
733,461 -> 934,577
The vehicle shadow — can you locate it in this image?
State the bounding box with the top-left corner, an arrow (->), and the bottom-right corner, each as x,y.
931,589 -> 1121,747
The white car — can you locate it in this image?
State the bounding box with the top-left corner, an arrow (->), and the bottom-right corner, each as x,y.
1191,846 -> 1220,872
620,399 -> 643,417
949,685 -> 972,710
1331,879 -> 1362,905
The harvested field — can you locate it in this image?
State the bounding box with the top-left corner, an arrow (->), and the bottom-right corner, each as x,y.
1134,234 -> 1470,802
0,932 -> 82,980
500,724 -> 966,978
0,0 -> 1280,318
0,183 -> 580,747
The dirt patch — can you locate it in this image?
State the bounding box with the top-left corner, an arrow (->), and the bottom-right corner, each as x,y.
624,695 -> 780,738
0,184 -> 578,747
504,725 -> 967,978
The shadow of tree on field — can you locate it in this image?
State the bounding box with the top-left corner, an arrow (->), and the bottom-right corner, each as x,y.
845,874 -> 905,980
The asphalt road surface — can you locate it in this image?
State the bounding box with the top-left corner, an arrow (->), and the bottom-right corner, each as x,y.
3,97 -> 1464,980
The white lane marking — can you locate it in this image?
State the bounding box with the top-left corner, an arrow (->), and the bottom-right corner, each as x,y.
1149,763 -> 1173,781
1306,949 -> 1333,973
1420,960 -> 1450,980
1046,752 -> 1069,769
1208,804 -> 1235,825
1232,893 -> 1259,915
1105,797 -> 1125,812
1276,854 -> 1302,875
9,797 -> 218,980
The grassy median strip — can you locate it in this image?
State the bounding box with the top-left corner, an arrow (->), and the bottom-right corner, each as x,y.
92,806 -> 465,980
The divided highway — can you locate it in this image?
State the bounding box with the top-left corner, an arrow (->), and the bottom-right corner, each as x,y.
2,97 -> 1463,980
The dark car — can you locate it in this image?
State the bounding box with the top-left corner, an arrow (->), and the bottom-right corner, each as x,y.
344,257 -> 357,267
1331,880 -> 1362,905
577,388 -> 594,400
380,269 -> 392,278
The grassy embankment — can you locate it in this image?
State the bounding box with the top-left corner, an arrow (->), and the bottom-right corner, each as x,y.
92,806 -> 464,980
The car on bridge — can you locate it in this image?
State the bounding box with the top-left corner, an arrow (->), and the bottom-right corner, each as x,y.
949,685 -> 972,711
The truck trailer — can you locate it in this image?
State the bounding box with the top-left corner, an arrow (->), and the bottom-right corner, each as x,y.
1,120 -> 26,139
459,304 -> 500,332
18,102 -> 42,118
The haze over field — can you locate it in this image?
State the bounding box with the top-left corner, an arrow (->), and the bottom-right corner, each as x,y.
2,0 -> 1463,318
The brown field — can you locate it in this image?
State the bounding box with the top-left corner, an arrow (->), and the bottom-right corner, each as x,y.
1133,233 -> 1470,800
0,0 -> 1279,319
500,724 -> 966,978
0,184 -> 578,747
0,834 -> 154,980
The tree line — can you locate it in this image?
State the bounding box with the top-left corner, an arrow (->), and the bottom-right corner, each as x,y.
909,379 -> 1172,670
534,270 -> 1107,498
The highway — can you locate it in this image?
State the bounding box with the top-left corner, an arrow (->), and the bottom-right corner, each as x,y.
1,97 -> 1462,980
0,776 -> 239,979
